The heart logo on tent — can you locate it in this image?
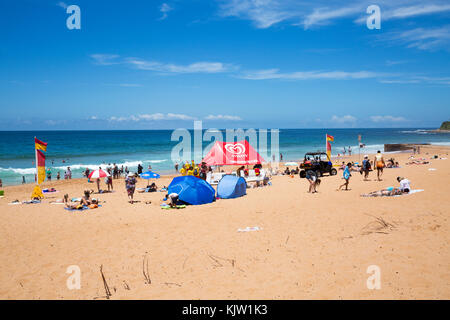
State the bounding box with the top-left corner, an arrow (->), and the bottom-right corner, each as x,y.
224,143 -> 246,155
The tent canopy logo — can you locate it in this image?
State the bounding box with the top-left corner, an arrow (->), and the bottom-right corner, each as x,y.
224,143 -> 246,155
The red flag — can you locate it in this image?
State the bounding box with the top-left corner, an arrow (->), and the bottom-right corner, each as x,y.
36,150 -> 46,184
35,137 -> 48,151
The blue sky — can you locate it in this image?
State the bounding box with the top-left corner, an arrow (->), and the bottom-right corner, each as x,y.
1,0 -> 449,130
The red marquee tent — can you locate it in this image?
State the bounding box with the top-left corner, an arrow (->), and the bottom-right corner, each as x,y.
202,140 -> 265,166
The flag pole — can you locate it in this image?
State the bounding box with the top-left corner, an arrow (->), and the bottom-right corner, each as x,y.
34,136 -> 38,185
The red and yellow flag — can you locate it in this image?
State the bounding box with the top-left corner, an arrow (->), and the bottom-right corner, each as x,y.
35,137 -> 47,152
36,149 -> 46,184
326,134 -> 334,160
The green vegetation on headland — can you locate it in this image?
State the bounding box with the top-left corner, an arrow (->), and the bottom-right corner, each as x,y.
439,121 -> 450,131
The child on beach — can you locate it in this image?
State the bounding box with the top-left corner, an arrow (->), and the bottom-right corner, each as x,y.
338,162 -> 352,191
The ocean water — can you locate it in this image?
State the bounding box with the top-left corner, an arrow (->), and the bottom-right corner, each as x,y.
0,128 -> 449,186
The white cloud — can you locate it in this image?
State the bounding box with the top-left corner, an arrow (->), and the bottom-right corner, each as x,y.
109,113 -> 196,122
91,54 -> 236,74
370,115 -> 407,123
219,1 -> 450,30
125,58 -> 233,74
218,0 -> 296,29
205,114 -> 242,121
90,54 -> 121,65
239,68 -> 384,80
302,6 -> 361,29
382,26 -> 450,51
387,4 -> 450,19
159,3 -> 173,20
331,115 -> 357,124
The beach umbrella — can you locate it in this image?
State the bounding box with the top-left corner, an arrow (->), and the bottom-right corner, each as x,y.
140,171 -> 160,185
284,162 -> 298,166
88,169 -> 110,179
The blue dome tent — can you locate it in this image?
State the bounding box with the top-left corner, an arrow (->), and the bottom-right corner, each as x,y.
168,176 -> 215,205
217,175 -> 247,199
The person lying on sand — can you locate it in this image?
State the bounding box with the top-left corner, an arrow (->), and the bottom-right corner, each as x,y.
361,177 -> 411,197
361,187 -> 404,197
63,193 -> 99,209
138,182 -> 158,193
406,159 -> 429,165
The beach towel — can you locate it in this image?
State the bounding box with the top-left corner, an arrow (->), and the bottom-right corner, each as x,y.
64,206 -> 89,211
64,204 -> 102,211
238,226 -> 262,232
42,189 -> 58,193
161,204 -> 186,210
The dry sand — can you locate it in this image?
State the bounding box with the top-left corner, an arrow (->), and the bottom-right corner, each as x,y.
0,145 -> 449,299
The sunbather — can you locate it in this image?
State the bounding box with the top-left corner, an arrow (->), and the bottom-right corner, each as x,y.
361,187 -> 404,197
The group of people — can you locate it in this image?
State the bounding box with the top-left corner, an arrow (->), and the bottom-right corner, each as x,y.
300,150 -> 413,197
178,161 -> 212,180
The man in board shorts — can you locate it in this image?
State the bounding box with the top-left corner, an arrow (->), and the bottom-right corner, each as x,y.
374,150 -> 385,181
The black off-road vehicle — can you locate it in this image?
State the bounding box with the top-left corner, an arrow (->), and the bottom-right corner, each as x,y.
299,152 -> 337,178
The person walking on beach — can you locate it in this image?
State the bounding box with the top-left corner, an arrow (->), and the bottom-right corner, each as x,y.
125,172 -> 137,204
46,168 -> 52,181
374,150 -> 385,181
175,162 -> 179,172
57,172 -> 60,180
343,147 -> 346,156
348,146 -> 352,156
338,162 -> 352,191
361,155 -> 371,181
23,176 -> 26,184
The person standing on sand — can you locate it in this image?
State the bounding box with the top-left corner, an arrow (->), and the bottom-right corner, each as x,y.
105,175 -> 113,191
125,172 -> 137,204
175,162 -> 179,172
374,150 -> 385,181
338,162 -> 352,191
57,172 -> 60,180
23,176 -> 26,184
348,146 -> 352,156
305,169 -> 318,193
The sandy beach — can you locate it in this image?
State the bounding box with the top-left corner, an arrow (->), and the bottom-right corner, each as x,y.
0,145 -> 449,300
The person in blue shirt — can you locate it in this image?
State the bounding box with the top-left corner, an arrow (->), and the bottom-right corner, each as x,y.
338,162 -> 352,191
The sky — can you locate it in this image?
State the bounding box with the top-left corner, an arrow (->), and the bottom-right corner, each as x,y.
0,0 -> 449,130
